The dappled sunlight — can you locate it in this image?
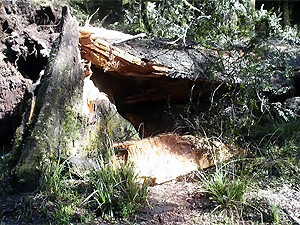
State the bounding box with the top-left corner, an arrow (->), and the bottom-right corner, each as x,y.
82,75 -> 110,116
126,142 -> 198,184
114,133 -> 241,184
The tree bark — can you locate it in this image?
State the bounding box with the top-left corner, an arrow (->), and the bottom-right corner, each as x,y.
14,7 -> 138,190
14,7 -> 84,190
282,0 -> 290,29
140,0 -> 152,33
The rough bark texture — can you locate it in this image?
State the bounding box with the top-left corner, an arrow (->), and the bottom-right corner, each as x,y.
14,7 -> 84,190
0,5 -> 138,190
282,0 -> 290,29
0,55 -> 31,148
11,7 -> 138,190
114,39 -> 215,80
78,28 -> 224,136
79,30 -> 170,77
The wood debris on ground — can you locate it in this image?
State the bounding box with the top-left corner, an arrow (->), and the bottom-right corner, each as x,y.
114,133 -> 243,184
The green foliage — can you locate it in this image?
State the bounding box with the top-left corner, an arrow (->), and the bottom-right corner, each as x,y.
233,118 -> 300,188
42,156 -> 68,198
87,160 -> 149,218
51,201 -> 79,224
115,0 -> 298,43
107,0 -> 299,143
197,165 -> 247,210
41,156 -> 80,223
270,202 -> 280,225
21,152 -> 148,223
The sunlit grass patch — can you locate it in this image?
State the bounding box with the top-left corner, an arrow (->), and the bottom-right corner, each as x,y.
197,165 -> 247,211
85,160 -> 150,218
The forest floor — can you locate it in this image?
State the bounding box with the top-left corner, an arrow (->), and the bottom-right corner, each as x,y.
132,178 -> 300,225
1,171 -> 299,225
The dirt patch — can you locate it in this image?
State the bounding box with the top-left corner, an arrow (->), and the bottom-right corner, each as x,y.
136,181 -> 206,224
133,179 -> 300,225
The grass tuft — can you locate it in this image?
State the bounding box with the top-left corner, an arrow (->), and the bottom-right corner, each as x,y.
86,160 -> 149,218
41,157 -> 80,223
197,165 -> 247,210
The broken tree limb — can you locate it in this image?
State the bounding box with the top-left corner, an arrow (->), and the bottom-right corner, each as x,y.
79,29 -> 170,77
80,26 -> 147,44
78,27 -> 226,137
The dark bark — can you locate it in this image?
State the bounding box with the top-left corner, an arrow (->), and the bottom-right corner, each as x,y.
282,0 -> 290,28
14,7 -> 84,190
11,7 -> 138,191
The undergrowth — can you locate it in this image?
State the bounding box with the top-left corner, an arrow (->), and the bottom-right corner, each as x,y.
41,157 -> 80,223
197,164 -> 247,211
192,116 -> 299,224
28,155 -> 150,223
85,160 -> 149,219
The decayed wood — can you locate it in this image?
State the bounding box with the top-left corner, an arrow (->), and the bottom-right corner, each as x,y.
39,1 -> 58,24
79,29 -> 170,77
114,133 -> 243,184
79,26 -> 146,44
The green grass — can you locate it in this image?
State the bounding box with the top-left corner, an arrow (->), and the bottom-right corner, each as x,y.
85,160 -> 150,218
270,202 -> 280,225
35,149 -> 150,223
197,165 -> 247,210
40,157 -> 81,223
42,156 -> 70,199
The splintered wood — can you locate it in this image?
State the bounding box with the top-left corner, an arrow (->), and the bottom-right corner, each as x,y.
114,133 -> 243,184
79,29 -> 170,77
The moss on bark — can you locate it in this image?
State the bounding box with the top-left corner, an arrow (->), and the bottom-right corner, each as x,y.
14,7 -> 139,190
15,7 -> 85,190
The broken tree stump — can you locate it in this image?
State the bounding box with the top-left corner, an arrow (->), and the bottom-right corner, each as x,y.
14,8 -> 139,190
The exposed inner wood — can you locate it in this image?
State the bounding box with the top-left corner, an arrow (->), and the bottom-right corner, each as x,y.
79,30 -> 170,77
114,133 -> 243,184
79,28 -> 224,136
77,28 -> 241,183
78,28 -> 243,183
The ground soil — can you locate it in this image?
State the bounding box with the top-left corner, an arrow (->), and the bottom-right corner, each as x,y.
134,178 -> 300,225
1,175 -> 299,224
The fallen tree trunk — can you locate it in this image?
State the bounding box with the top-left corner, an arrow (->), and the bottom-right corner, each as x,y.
77,27 -> 243,184
78,27 -> 225,136
114,133 -> 243,184
0,2 -> 241,191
